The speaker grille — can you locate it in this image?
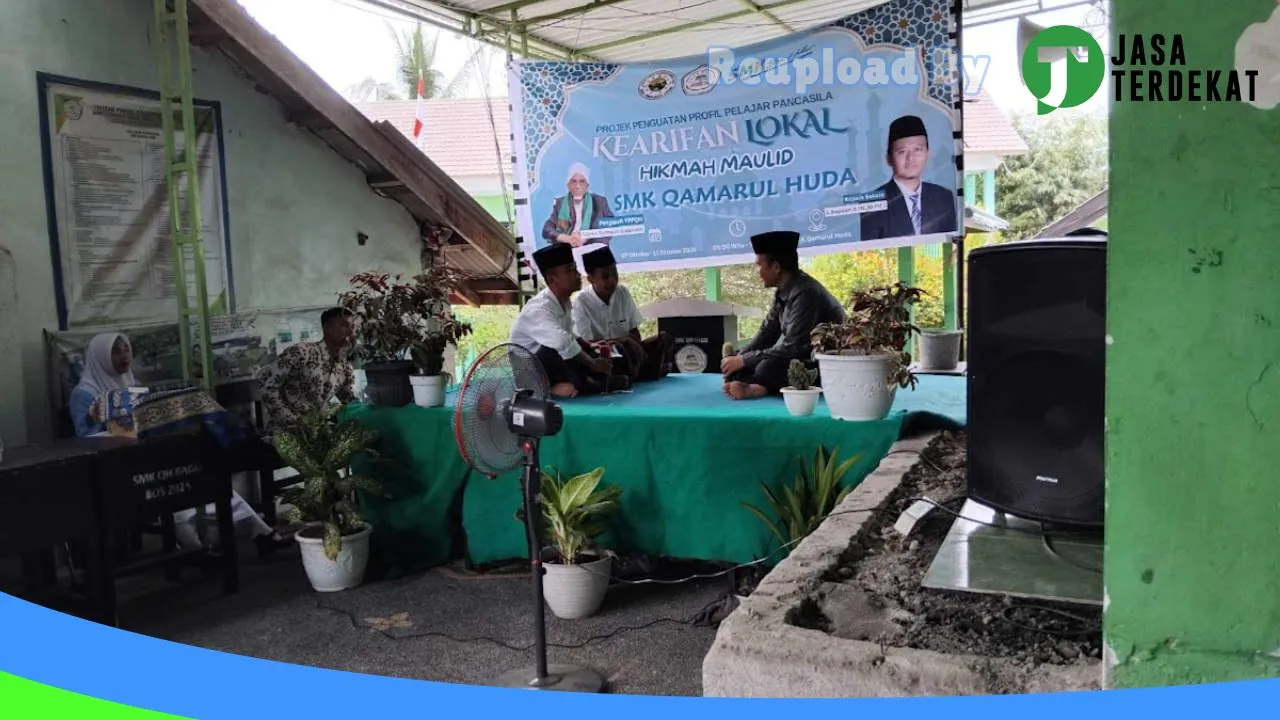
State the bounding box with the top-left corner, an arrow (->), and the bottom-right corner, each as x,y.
966,239 -> 1106,527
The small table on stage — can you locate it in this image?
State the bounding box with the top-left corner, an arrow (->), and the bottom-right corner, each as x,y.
0,439 -> 109,622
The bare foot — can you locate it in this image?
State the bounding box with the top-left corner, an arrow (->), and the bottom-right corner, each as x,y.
722,381 -> 736,397
550,382 -> 578,398
726,381 -> 768,400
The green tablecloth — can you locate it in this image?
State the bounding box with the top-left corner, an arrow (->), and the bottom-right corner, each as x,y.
347,373 -> 966,574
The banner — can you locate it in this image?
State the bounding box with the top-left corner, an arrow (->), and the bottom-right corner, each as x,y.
509,0 -> 961,274
44,307 -> 326,418
39,75 -> 234,330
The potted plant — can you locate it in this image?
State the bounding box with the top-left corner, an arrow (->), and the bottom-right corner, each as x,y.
535,466 -> 622,619
409,297 -> 472,408
271,404 -> 383,592
743,445 -> 861,550
339,270 -> 457,407
780,359 -> 822,417
916,327 -> 963,371
811,282 -> 924,421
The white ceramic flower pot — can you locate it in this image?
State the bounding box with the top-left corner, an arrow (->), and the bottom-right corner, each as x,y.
296,524 -> 372,593
410,374 -> 447,408
815,352 -> 897,421
780,387 -> 822,417
543,553 -> 612,619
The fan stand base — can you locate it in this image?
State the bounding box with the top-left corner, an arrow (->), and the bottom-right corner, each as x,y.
492,664 -> 606,693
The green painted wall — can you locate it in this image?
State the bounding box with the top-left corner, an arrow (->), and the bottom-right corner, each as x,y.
473,194 -> 514,226
1106,0 -> 1280,687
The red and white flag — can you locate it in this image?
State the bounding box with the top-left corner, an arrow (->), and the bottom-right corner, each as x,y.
411,70 -> 426,149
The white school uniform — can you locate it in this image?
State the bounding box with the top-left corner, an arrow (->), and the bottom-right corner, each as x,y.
572,284 -> 645,342
509,288 -> 581,359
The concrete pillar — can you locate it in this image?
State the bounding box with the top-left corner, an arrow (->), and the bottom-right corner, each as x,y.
1105,0 -> 1280,688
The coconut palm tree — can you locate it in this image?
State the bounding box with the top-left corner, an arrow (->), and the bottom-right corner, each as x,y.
391,23 -> 488,100
345,77 -> 403,103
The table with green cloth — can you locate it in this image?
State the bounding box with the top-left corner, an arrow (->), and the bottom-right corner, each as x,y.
345,373 -> 966,576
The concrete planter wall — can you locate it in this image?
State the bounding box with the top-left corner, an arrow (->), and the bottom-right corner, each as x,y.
702,434 -> 1101,698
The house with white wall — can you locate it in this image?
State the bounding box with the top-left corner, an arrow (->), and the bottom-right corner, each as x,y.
0,0 -> 515,446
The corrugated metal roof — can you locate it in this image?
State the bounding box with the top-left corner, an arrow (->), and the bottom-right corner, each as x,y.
192,0 -> 520,303
1036,188 -> 1107,237
370,0 -> 1055,62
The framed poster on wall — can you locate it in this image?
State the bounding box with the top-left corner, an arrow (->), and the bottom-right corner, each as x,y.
37,73 -> 236,330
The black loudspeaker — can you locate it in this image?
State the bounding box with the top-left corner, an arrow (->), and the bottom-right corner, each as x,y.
966,238 -> 1106,527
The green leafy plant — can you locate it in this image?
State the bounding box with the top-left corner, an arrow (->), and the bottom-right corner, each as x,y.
338,264 -> 470,367
786,359 -> 819,391
271,404 -> 384,561
410,306 -> 473,377
810,282 -> 925,391
538,467 -> 622,565
743,446 -> 861,546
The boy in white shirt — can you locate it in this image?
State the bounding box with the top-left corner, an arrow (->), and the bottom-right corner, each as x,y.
572,246 -> 672,383
510,243 -> 628,397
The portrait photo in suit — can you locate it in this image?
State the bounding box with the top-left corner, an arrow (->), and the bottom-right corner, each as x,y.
859,115 -> 959,240
541,162 -> 615,248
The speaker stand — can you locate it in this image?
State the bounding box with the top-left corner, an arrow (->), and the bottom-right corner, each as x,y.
494,665 -> 605,692
922,500 -> 1103,606
493,442 -> 606,694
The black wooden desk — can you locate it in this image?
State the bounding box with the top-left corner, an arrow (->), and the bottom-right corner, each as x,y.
0,438 -> 109,622
216,378 -> 293,525
93,431 -> 238,625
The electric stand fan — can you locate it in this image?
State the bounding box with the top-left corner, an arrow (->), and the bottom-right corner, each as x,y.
452,343 -> 606,693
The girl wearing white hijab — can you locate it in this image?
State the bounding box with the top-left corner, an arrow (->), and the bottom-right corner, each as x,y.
69,332 -> 138,437
69,332 -> 291,556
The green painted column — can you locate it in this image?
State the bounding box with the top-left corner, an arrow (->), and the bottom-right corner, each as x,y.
705,266 -> 721,302
947,172 -> 975,332
982,169 -> 996,211
942,242 -> 956,330
897,246 -> 915,329
1106,0 -> 1280,688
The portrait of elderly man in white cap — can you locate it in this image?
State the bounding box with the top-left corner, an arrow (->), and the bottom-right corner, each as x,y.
541,162 -> 615,248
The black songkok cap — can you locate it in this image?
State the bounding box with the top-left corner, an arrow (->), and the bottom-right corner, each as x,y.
887,115 -> 928,145
582,245 -> 616,273
533,242 -> 575,275
750,230 -> 800,256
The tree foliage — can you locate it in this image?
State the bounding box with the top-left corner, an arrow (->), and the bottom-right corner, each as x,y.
996,112 -> 1108,239
622,264 -> 774,339
806,249 -> 946,329
391,24 -> 486,100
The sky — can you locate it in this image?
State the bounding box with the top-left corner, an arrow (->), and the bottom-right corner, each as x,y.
234,0 -> 1110,116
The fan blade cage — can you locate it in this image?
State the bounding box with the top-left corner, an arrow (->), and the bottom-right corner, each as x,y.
453,343 -> 550,475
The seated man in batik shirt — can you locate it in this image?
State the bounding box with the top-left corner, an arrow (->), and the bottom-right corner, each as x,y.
257,307 -> 356,432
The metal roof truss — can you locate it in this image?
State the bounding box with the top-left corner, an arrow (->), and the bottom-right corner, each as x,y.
352,0 -> 1100,62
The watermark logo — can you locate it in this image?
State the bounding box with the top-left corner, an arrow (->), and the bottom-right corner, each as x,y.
707,46 -> 990,96
1022,29 -> 1259,113
1021,25 -> 1106,115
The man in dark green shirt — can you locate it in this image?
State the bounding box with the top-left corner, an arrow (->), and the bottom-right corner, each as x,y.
721,230 -> 846,400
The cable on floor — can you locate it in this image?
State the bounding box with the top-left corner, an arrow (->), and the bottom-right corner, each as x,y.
313,598 -> 701,651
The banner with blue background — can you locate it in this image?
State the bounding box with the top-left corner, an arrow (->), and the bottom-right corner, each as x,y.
510,0 -> 962,274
